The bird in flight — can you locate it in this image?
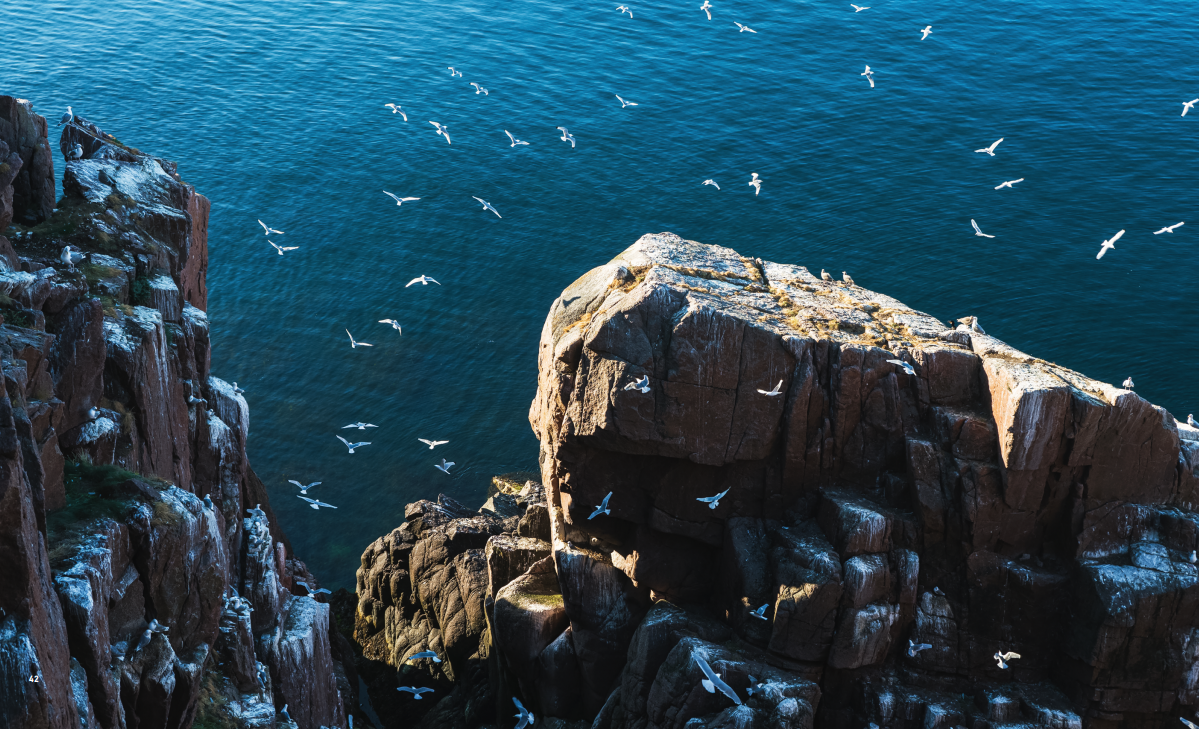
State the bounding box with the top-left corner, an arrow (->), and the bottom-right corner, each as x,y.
1183,99 -> 1199,117
379,319 -> 402,332
383,191 -> 420,206
1154,222 -> 1185,234
514,698 -> 534,729
448,67 -> 462,77
700,0 -> 712,20
557,126 -> 576,148
694,655 -> 742,705
343,422 -> 378,430
615,94 -> 638,108
757,380 -> 783,396
851,4 -> 870,10
434,458 -> 455,475
971,219 -> 995,238
748,172 -> 762,195
407,651 -> 441,663
346,329 -> 373,349
1122,377 -> 1134,389
429,121 -> 451,144
336,435 -> 371,453
269,241 -> 298,255
920,25 -> 932,40
861,65 -> 875,87
384,103 -> 408,121
617,5 -> 632,17
406,275 -> 440,287
470,82 -> 489,95
733,22 -> 756,33
472,196 -> 502,218
749,604 -> 769,620
288,480 -> 321,494
703,179 -> 720,190
994,651 -> 1021,669
589,492 -> 613,520
697,488 -> 730,509
296,580 -> 332,596
505,130 -> 529,147
975,138 -> 1003,156
887,359 -> 916,376
1096,229 -> 1125,259
418,439 -> 449,449
298,495 -> 338,510
624,375 -> 651,393
995,178 -> 1024,190
397,687 -> 435,699
908,640 -> 932,657
258,219 -> 284,236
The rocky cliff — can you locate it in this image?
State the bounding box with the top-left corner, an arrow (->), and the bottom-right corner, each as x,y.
355,233 -> 1199,729
0,97 -> 353,729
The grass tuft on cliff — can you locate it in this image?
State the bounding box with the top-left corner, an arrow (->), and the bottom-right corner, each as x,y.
47,461 -> 142,558
191,669 -> 239,729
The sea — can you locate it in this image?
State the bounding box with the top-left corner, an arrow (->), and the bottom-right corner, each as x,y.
3,0 -> 1196,589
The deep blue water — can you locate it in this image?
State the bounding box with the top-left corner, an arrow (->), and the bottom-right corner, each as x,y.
4,0 -> 1197,588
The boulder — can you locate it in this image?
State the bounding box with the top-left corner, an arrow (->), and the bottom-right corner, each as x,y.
0,96 -> 55,225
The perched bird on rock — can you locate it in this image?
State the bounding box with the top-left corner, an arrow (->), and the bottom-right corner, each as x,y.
435,458 -> 455,475
60,245 -> 81,268
746,675 -> 761,696
748,172 -> 762,195
589,492 -> 612,520
821,269 -> 833,281
955,316 -> 985,334
149,619 -> 169,634
336,435 -> 371,453
624,375 -> 651,393
406,275 -> 441,287
248,504 -> 267,519
694,654 -> 742,705
994,651 -> 1020,669
703,179 -> 720,190
135,627 -> 153,653
398,687 -> 435,699
842,271 -> 854,285
1189,414 -> 1195,427
887,359 -> 916,376
232,382 -> 245,394
58,106 -> 73,126
1122,377 -> 1134,389
749,604 -> 769,620
202,495 -> 215,511
697,488 -> 730,509
757,380 -> 783,396
513,697 -> 534,729
88,407 -> 100,420
407,650 -> 442,663
281,705 -> 291,723
1190,550 -> 1196,564
908,640 -> 932,657
66,143 -> 83,160
418,438 -> 449,449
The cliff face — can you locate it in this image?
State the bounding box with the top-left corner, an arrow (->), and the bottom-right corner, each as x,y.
0,97 -> 351,729
357,233 -> 1199,729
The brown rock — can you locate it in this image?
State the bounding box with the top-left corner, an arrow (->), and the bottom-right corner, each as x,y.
0,97 -> 55,225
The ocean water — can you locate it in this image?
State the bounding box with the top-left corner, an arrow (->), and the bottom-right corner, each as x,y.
4,0 -> 1196,588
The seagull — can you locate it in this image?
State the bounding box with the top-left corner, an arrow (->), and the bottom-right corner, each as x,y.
343,422 -> 378,430
281,705 -> 292,723
383,191 -> 420,206
1190,550 -> 1197,564
232,382 -> 245,394
295,580 -> 332,596
860,65 -> 875,88
472,196 -> 502,218
887,359 -> 916,376
821,269 -> 833,281
336,435 -> 371,453
418,439 -> 449,449
733,22 -> 756,33
66,143 -> 83,160
202,495 -> 214,511
697,488 -> 730,509
406,275 -> 441,287
135,627 -> 153,653
975,138 -> 1003,156
383,104 -> 408,121
851,4 -> 870,10
397,687 -> 435,699
956,316 -> 986,334
615,94 -> 638,108
623,375 -> 651,394
514,697 -> 534,729
148,619 -> 169,634
505,130 -> 529,147
589,492 -> 613,520
920,25 -> 932,40
1123,377 -> 1134,389
746,676 -> 762,696
298,495 -> 338,510
1189,414 -> 1196,427
703,179 -> 720,190
694,655 -> 742,705
842,271 -> 854,285
1096,229 -> 1125,259
971,219 -> 996,238
258,220 -> 284,236
700,0 -> 712,20
994,651 -> 1020,669
757,380 -> 783,396
908,640 -> 932,657
617,5 -> 632,17
379,319 -> 402,332
407,651 -> 442,663
470,82 -> 489,95
58,106 -> 73,126
748,172 -> 762,195
346,329 -> 373,349
429,121 -> 451,144
1183,99 -> 1199,117
1154,222 -> 1185,234
269,241 -> 298,255
557,126 -> 576,148
60,246 -> 80,268
749,604 -> 769,620
288,480 -> 321,494
448,67 -> 462,76
434,458 -> 455,475
995,178 -> 1024,190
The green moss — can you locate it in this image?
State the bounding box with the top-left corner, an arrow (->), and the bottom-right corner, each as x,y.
491,471 -> 538,497
46,461 -> 142,551
191,669 -> 238,729
79,262 -> 121,286
0,307 -> 33,328
130,276 -> 151,305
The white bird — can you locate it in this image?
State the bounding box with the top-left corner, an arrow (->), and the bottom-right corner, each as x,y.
58,106 -> 73,126
746,675 -> 762,696
470,82 -> 489,95
821,269 -> 833,282
514,697 -> 534,729
288,480 -> 321,494
383,104 -> 408,121
448,67 -> 462,77
383,191 -> 420,206
60,246 -> 80,268
258,219 -> 284,236
694,655 -> 742,705
615,94 -> 638,108
733,22 -> 756,33
269,240 -> 298,255
343,422 -> 378,430
407,651 -> 442,663
1190,550 -> 1197,564
1123,377 -> 1134,389
406,275 -> 441,287
418,439 -> 449,449
295,580 -> 332,596
429,121 -> 451,144
298,495 -> 338,510
971,219 -> 996,238
589,492 -> 613,520
994,651 -> 1020,669
1096,229 -> 1125,259
920,25 -> 932,40
472,196 -> 502,218
700,0 -> 712,20
336,435 -> 371,453
703,179 -> 720,190
1154,222 -> 1185,234
955,316 -> 985,334
1189,414 -> 1196,427
995,178 -> 1024,190
749,604 -> 769,620
975,138 -> 1003,156
397,687 -> 435,699
505,130 -> 529,147
346,329 -> 373,348
617,5 -> 632,16
697,488 -> 730,509
887,359 -> 916,376
202,495 -> 214,511
908,640 -> 932,657
757,380 -> 783,396
557,126 -> 576,148
66,143 -> 83,160
748,172 -> 762,195
851,4 -> 870,10
281,705 -> 291,723
861,65 -> 874,76
434,458 -> 455,475
624,375 -> 651,394
842,271 -> 854,286
232,382 -> 245,394
1183,99 -> 1199,117
379,319 -> 402,332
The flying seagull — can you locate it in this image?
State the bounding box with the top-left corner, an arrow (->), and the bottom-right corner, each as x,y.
1154,222 -> 1185,234
336,435 -> 371,453
624,375 -> 651,393
694,654 -> 742,705
383,103 -> 408,121
749,604 -> 769,620
383,191 -> 420,206
757,380 -> 783,396
1123,377 -> 1134,389
288,480 -> 321,494
971,219 -> 995,238
887,359 -> 916,376
407,651 -> 442,663
296,580 -> 332,596
505,130 -> 529,147
429,121 -> 451,144
697,488 -> 730,509
397,687 -> 435,699
298,495 -> 338,510
851,4 -> 869,10
269,241 -> 298,255
703,179 -> 720,190
908,640 -> 932,657
700,0 -> 712,20
435,458 -> 455,475
448,67 -> 462,76
733,22 -> 756,33
406,275 -> 441,287
994,651 -> 1021,669
514,697 -> 534,729
379,319 -> 402,332
472,196 -> 502,218
343,422 -> 378,430
589,492 -> 613,520
58,106 -> 73,126
557,126 -> 576,148
920,25 -> 932,40
1096,229 -> 1125,259
258,219 -> 284,236
418,439 -> 449,449
615,94 -> 638,108
995,178 -> 1024,190
470,82 -> 489,95
975,138 -> 1003,156
617,5 -> 632,16
346,329 -> 373,348
748,172 -> 762,195
1183,99 -> 1199,117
